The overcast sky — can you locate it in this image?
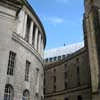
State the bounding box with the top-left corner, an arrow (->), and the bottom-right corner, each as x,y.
28,0 -> 84,50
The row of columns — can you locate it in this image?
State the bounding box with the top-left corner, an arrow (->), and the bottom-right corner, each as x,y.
17,10 -> 44,57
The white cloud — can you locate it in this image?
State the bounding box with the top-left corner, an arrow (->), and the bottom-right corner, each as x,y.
43,16 -> 65,25
55,0 -> 69,4
48,17 -> 64,24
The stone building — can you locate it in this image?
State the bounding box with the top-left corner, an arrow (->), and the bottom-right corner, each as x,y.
44,47 -> 91,100
83,0 -> 100,100
0,0 -> 46,100
44,0 -> 100,100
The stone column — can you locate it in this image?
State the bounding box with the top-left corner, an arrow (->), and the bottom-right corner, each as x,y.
16,10 -> 25,37
38,33 -> 41,54
22,13 -> 27,38
34,27 -> 38,50
41,39 -> 44,58
86,12 -> 99,95
29,21 -> 34,45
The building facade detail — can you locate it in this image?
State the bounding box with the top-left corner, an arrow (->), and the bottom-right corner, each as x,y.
44,0 -> 100,100
0,0 -> 46,100
44,48 -> 91,100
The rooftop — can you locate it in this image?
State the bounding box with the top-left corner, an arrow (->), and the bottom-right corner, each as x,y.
44,42 -> 84,59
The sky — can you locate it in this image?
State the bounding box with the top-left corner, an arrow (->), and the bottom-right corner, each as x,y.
28,0 -> 84,50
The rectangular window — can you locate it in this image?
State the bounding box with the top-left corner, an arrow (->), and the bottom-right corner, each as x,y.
77,66 -> 80,85
32,24 -> 36,46
37,32 -> 40,50
25,15 -> 32,42
64,71 -> 67,79
64,64 -> 68,89
7,51 -> 16,75
58,56 -> 61,60
53,76 -> 56,83
77,95 -> 82,100
65,81 -> 67,89
54,57 -> 57,61
25,60 -> 30,81
64,98 -> 68,100
53,85 -> 56,91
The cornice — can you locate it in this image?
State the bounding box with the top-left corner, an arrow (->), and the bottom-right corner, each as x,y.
22,0 -> 46,48
12,32 -> 44,66
45,47 -> 87,70
45,85 -> 91,97
0,0 -> 46,49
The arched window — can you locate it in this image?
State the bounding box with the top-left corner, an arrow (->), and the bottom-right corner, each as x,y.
4,85 -> 14,100
22,90 -> 30,100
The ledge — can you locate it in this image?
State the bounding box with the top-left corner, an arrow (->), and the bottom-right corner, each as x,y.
12,32 -> 44,65
45,85 -> 91,97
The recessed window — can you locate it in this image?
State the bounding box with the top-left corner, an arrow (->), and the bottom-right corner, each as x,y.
54,57 -> 57,61
53,76 -> 56,83
64,97 -> 68,100
77,66 -> 80,85
25,60 -> 30,81
22,90 -> 30,100
4,85 -> 14,100
62,55 -> 66,59
58,56 -> 61,60
32,24 -> 36,46
65,81 -> 67,89
7,51 -> 16,76
25,15 -> 32,42
76,58 -> 79,62
53,85 -> 56,91
49,58 -> 52,62
37,31 -> 40,50
64,72 -> 67,79
77,95 -> 82,100
45,58 -> 48,62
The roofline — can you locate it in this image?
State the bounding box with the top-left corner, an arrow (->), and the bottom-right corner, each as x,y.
44,47 -> 87,69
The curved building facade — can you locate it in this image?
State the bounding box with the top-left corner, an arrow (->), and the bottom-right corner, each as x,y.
0,0 -> 46,100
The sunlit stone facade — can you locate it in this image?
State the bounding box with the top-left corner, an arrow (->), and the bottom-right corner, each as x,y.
0,0 -> 46,100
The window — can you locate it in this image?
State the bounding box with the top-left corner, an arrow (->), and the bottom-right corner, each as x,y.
64,97 -> 68,100
64,64 -> 68,89
45,58 -> 48,62
36,68 -> 39,85
62,55 -> 66,59
54,69 -> 56,72
37,32 -> 40,50
25,60 -> 30,81
4,85 -> 14,100
77,95 -> 82,100
53,69 -> 56,91
64,71 -> 68,89
76,58 -> 79,63
22,90 -> 30,100
58,56 -> 61,60
53,76 -> 56,83
54,57 -> 57,61
32,24 -> 36,46
77,66 -> 80,85
64,72 -> 67,79
49,58 -> 53,62
7,51 -> 16,76
65,81 -> 67,89
25,15 -> 32,42
53,85 -> 56,91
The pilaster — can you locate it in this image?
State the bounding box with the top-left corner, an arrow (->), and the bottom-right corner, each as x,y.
23,13 -> 27,38
29,21 -> 34,44
34,27 -> 38,50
